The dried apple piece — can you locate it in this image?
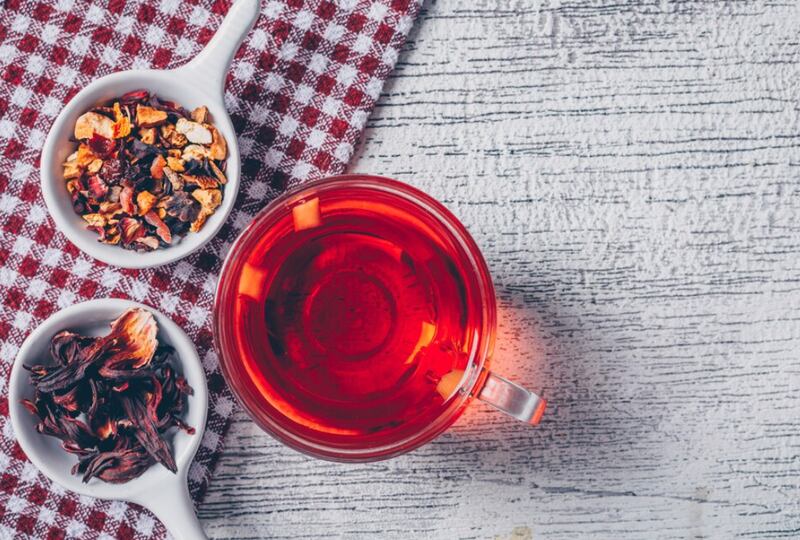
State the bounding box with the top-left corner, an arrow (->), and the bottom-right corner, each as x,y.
139,127 -> 156,145
136,104 -> 168,127
82,213 -> 107,227
182,144 -> 210,161
74,112 -> 114,139
190,105 -> 208,123
76,144 -> 96,167
136,236 -> 160,250
189,210 -> 210,233
150,154 -> 166,180
136,191 -> 157,215
192,188 -> 222,213
182,174 -> 218,189
166,156 -> 185,172
63,160 -> 80,180
208,124 -> 227,160
175,118 -> 212,144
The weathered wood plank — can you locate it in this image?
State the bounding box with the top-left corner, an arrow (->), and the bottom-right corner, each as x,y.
199,1 -> 800,538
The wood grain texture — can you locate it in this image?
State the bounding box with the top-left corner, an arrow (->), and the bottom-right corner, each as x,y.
198,1 -> 800,538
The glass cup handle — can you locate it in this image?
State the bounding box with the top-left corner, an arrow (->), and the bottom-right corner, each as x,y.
477,372 -> 546,425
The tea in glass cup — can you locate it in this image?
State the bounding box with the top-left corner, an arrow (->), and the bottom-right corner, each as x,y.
214,175 -> 545,461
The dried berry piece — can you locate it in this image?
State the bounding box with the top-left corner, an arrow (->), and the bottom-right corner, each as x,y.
89,132 -> 116,159
100,157 -> 125,186
88,133 -> 116,158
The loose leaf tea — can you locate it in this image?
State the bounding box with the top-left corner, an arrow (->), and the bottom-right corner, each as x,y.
64,90 -> 227,251
21,308 -> 194,484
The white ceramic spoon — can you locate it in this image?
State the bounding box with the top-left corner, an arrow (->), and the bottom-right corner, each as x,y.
8,299 -> 210,540
40,0 -> 261,269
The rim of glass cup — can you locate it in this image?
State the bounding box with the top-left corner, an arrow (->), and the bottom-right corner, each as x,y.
213,174 -> 497,462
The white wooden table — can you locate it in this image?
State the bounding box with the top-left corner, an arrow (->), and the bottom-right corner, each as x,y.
199,1 -> 800,538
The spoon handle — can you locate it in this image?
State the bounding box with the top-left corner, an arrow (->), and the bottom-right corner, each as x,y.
179,0 -> 261,97
140,477 -> 208,540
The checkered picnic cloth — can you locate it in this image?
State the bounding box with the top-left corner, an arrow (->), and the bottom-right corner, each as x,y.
0,0 -> 421,537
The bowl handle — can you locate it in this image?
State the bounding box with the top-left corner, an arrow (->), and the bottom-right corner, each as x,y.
177,0 -> 261,97
135,473 -> 208,540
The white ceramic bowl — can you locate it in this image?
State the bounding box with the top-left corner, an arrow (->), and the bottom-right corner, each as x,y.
8,299 -> 210,539
40,0 -> 260,269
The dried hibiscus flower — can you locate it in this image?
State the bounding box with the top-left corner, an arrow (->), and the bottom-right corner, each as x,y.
21,308 -> 194,484
65,90 -> 227,252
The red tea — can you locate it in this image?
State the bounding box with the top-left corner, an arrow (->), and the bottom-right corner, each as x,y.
217,182 -> 489,454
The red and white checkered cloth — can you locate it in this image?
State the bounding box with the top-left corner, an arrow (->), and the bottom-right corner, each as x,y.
0,0 -> 421,537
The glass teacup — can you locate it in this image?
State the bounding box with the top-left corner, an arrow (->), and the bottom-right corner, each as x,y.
214,175 -> 546,461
